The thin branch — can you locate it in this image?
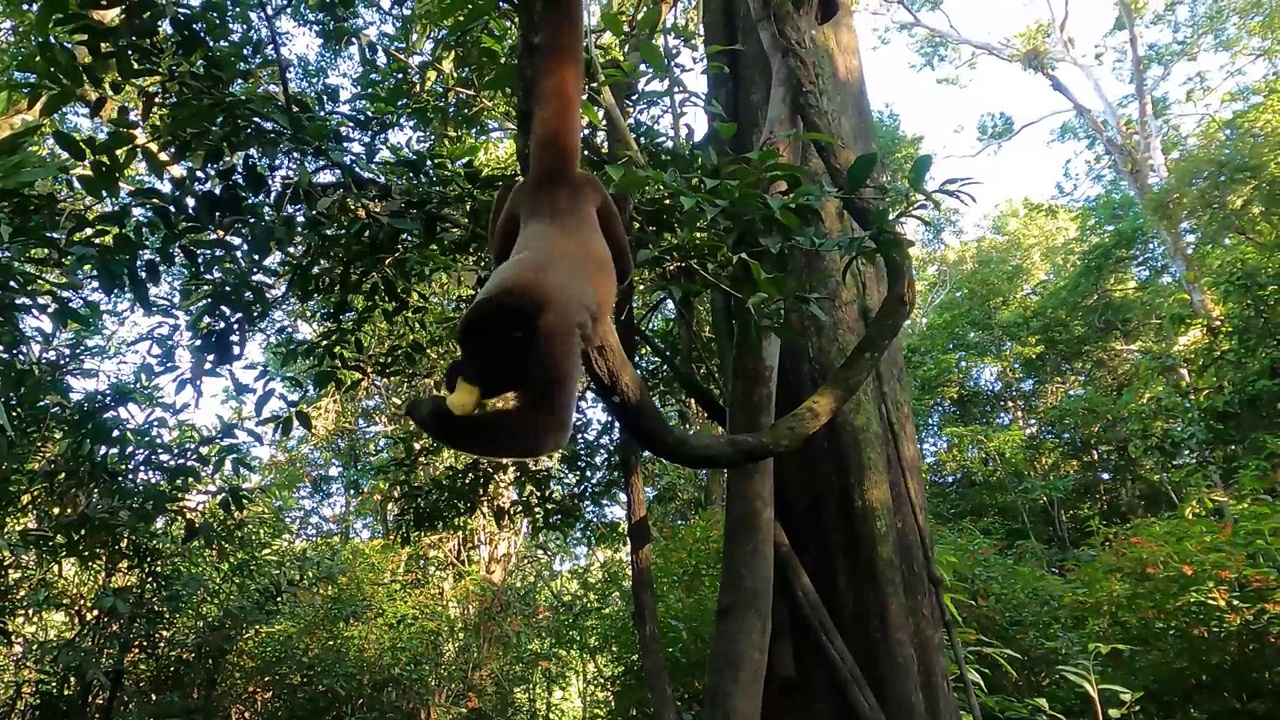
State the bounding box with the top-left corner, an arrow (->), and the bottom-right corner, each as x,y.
1043,72 -> 1133,180
587,24 -> 645,164
895,0 -> 1126,159
1043,0 -> 1062,43
889,1 -> 1019,64
1045,8 -> 1124,134
255,0 -> 300,130
1117,0 -> 1168,180
635,328 -> 728,428
365,35 -> 511,122
1117,0 -> 1151,172
945,108 -> 1073,159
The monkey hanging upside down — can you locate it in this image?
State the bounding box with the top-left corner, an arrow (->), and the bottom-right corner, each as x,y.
405,0 -> 632,459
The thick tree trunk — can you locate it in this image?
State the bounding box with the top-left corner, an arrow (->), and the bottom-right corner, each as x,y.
768,10 -> 957,720
704,2 -> 960,718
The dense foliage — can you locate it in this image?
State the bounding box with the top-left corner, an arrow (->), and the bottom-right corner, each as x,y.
0,1 -> 1275,719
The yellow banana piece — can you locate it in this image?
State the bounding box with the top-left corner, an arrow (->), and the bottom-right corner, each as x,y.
446,378 -> 482,415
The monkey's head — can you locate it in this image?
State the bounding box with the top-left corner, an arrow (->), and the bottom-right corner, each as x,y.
449,291 -> 543,401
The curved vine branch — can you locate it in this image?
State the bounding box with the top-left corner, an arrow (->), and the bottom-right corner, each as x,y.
586,235 -> 909,469
584,0 -> 915,470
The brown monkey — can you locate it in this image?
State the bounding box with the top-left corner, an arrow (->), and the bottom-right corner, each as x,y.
405,0 -> 632,459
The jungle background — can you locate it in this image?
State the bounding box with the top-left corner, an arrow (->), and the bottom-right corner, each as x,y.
0,0 -> 1276,718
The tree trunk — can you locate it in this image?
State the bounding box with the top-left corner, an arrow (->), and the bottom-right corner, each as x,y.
704,303 -> 780,720
617,280 -> 681,720
704,2 -> 960,718
595,2 -> 685,713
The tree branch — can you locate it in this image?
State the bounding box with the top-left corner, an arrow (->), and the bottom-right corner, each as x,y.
945,108 -> 1073,159
362,34 -> 512,124
255,0 -> 300,132
635,328 -> 728,428
1042,72 -> 1133,179
587,246 -> 909,469
893,0 -> 1128,162
775,522 -> 885,720
587,21 -> 645,165
1043,4 -> 1124,135
888,1 -> 1020,64
1117,0 -> 1162,179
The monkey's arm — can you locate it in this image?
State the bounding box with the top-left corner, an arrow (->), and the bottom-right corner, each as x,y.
595,191 -> 633,286
408,337 -> 580,458
406,396 -> 575,459
408,310 -> 585,459
487,183 -> 521,266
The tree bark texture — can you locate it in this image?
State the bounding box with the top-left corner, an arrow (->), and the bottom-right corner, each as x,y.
704,2 -> 960,718
704,302 -> 780,720
702,291 -> 734,511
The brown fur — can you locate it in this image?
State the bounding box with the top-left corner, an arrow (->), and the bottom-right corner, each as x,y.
405,0 -> 631,459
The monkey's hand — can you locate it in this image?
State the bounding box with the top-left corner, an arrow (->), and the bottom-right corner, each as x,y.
405,395 -> 455,435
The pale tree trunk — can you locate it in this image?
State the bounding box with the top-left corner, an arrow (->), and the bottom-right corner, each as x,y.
706,1 -> 960,718
703,2 -> 798,705
888,0 -> 1220,323
888,0 -> 1229,515
704,315 -> 781,719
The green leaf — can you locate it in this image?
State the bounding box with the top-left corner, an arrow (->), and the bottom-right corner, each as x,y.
845,152 -> 878,191
51,129 -> 87,161
277,413 -> 294,440
601,9 -> 625,37
581,99 -> 602,128
140,145 -> 168,177
638,40 -> 666,74
254,388 -> 276,417
908,154 -> 933,191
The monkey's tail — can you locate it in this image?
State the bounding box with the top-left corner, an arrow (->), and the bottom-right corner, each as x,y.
528,0 -> 584,181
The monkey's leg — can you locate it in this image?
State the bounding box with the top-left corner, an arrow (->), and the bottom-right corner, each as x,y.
590,177 -> 633,285
487,183 -> 521,266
